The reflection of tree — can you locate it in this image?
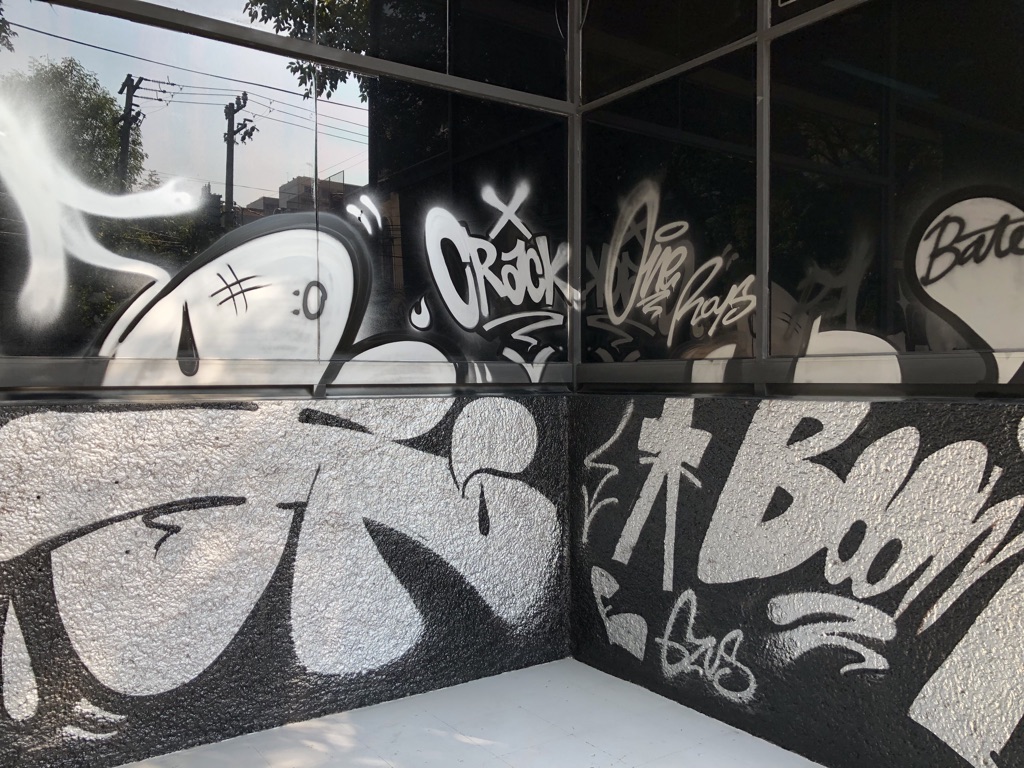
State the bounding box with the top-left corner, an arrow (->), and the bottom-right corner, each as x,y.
0,1 -> 16,52
243,0 -> 445,99
1,58 -> 145,192
0,59 -> 220,352
242,0 -> 447,187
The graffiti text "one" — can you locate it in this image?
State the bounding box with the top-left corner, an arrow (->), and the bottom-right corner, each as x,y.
604,181 -> 756,348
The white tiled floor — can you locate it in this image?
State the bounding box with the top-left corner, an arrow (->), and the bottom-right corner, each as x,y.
119,660 -> 824,768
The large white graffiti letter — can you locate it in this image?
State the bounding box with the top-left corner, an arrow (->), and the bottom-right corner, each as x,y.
698,401 -> 869,584
612,399 -> 710,592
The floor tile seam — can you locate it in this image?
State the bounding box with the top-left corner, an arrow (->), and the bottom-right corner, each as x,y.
228,741 -> 279,767
577,724 -> 688,765
349,734 -> 400,768
509,702 -> 593,736
344,704 -> 436,737
471,722 -> 577,760
247,731 -> 396,767
431,699 -> 573,727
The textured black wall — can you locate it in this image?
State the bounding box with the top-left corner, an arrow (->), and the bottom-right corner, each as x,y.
0,396 -> 568,767
572,396 -> 1024,768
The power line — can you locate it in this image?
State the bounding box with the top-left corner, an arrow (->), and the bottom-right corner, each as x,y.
140,85 -> 369,130
8,22 -> 371,113
136,96 -> 367,142
136,96 -> 229,107
242,103 -> 367,137
147,171 -> 279,195
329,152 -> 370,175
320,149 -> 367,174
240,110 -> 368,145
7,22 -> 302,100
153,78 -> 369,112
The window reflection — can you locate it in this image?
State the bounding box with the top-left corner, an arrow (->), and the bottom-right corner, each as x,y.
0,2 -> 315,363
770,0 -> 1024,383
149,0 -> 316,39
0,1 -> 568,387
583,48 -> 756,365
583,0 -> 755,101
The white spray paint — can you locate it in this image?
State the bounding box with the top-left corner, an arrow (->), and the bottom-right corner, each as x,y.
581,400 -> 634,544
792,317 -> 902,384
767,592 -> 896,674
909,562 -> 1024,768
698,400 -> 1024,632
0,101 -> 197,327
424,184 -> 570,375
99,229 -> 355,386
0,399 -> 559,693
591,566 -> 648,660
655,588 -> 756,704
2,603 -> 38,721
602,180 -> 756,350
612,400 -> 710,592
914,196 -> 1024,382
291,398 -> 558,675
329,341 -> 456,386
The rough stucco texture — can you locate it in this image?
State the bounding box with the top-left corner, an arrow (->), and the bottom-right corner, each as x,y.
572,396 -> 1024,768
0,396 -> 569,767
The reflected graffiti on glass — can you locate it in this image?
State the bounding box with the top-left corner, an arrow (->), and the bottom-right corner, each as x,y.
586,180 -> 757,363
0,96 -> 568,386
426,182 -> 570,379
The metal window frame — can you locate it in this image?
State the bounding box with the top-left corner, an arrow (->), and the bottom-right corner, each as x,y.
44,0 -> 576,114
17,0 -> 986,399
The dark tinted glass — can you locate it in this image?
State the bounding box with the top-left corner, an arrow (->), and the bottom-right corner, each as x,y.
318,72 -> 569,379
770,0 -> 1024,383
315,0 -> 566,99
450,0 -> 567,99
773,0 -> 832,25
583,49 -> 757,363
583,0 -> 756,101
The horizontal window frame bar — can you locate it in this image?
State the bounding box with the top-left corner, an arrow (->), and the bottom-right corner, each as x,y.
42,0 -> 575,116
581,0 -> 876,113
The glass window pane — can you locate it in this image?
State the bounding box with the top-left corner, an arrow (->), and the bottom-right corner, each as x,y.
583,48 -> 757,365
313,70 -> 570,385
0,3 -> 569,389
450,0 -> 567,99
770,0 -> 1024,384
0,3 -> 316,387
148,0 -> 316,40
583,0 -> 756,101
315,0 -> 567,100
773,0 -> 832,25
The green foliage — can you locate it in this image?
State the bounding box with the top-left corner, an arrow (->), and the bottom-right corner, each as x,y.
242,0 -> 445,101
0,57 -> 146,191
0,1 -> 16,53
244,0 -> 369,99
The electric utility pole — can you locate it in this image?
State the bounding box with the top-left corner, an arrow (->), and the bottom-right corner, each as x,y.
223,92 -> 258,229
116,74 -> 144,193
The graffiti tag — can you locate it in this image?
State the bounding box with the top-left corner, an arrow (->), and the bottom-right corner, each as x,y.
655,588 -> 756,704
424,184 -> 569,372
918,206 -> 1024,286
603,181 -> 756,349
